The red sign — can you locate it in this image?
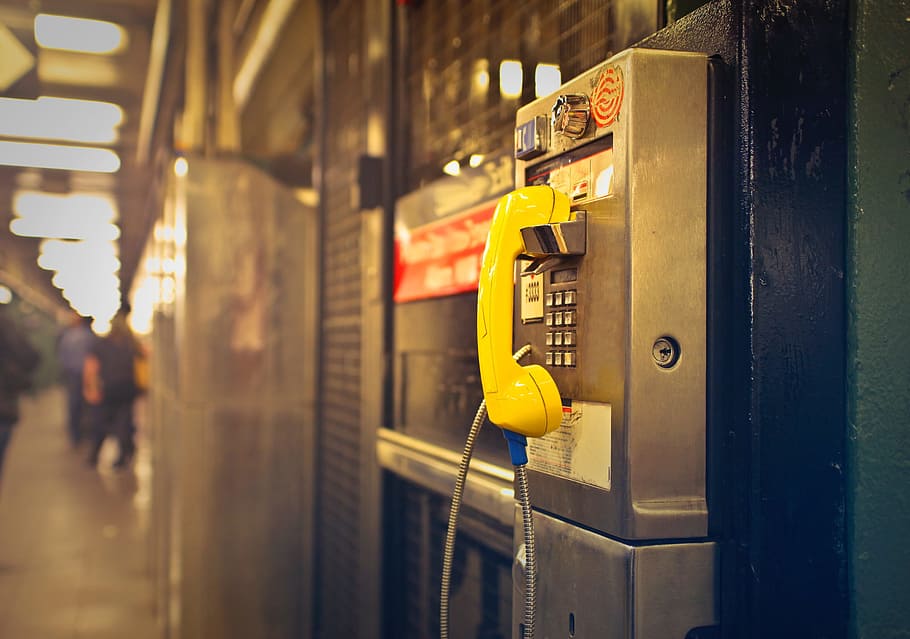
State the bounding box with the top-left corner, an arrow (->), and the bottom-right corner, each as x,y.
394,201 -> 496,303
591,65 -> 624,127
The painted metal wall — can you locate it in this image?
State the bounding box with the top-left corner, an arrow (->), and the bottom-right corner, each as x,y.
644,2 -> 849,636
848,1 -> 910,637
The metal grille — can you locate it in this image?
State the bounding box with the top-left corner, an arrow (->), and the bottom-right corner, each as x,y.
391,480 -> 513,639
317,1 -> 365,637
403,0 -> 618,191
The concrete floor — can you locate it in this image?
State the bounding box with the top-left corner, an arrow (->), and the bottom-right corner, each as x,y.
0,387 -> 157,639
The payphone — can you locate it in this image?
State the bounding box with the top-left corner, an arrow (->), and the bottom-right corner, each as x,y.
474,47 -> 721,638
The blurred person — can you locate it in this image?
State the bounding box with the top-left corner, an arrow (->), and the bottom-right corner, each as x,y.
83,307 -> 140,470
0,305 -> 40,483
57,312 -> 95,446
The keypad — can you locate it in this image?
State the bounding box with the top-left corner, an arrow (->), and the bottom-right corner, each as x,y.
543,288 -> 578,367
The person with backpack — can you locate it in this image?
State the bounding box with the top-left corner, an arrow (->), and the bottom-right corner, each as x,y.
0,304 -> 40,483
83,306 -> 140,469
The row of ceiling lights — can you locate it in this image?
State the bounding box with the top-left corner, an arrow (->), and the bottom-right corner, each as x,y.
3,13 -> 128,332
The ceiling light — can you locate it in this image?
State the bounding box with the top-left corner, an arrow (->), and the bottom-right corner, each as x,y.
34,14 -> 126,55
53,271 -> 119,292
0,97 -> 123,144
14,191 -> 118,222
0,285 -> 12,304
443,160 -> 461,177
11,216 -> 120,241
499,60 -> 523,99
38,248 -> 120,273
0,141 -> 120,173
468,154 -> 485,168
174,157 -> 188,177
38,239 -> 118,269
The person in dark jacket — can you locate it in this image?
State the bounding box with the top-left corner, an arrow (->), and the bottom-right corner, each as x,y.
0,305 -> 40,482
83,308 -> 139,469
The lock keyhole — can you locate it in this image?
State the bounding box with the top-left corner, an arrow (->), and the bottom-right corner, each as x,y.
652,336 -> 680,369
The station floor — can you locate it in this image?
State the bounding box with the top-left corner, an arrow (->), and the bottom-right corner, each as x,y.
0,387 -> 157,639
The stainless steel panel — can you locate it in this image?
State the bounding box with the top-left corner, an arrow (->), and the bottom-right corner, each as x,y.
514,48 -> 710,540
512,510 -> 717,639
377,428 -> 515,526
148,157 -> 319,639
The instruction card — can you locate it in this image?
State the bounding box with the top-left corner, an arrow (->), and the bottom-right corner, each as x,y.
527,401 -> 611,491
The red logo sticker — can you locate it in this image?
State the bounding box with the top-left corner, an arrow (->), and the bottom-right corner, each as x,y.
591,65 -> 624,127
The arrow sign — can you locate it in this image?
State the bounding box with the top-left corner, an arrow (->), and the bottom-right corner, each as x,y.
0,23 -> 35,92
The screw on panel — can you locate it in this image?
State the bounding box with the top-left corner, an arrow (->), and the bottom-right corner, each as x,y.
652,337 -> 680,369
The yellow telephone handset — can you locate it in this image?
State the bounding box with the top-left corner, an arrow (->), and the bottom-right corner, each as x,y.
477,185 -> 571,437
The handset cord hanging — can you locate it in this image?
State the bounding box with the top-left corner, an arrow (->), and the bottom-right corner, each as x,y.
440,345 -> 535,639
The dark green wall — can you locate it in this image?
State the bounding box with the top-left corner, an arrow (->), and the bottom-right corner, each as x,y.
848,1 -> 910,637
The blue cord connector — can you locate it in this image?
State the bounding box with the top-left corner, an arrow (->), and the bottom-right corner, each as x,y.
502,429 -> 529,466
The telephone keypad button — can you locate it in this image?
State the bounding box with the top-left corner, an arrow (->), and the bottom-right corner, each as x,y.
545,351 -> 554,365
564,351 -> 575,367
545,313 -> 554,326
554,312 -> 564,326
554,332 -> 563,346
545,332 -> 553,346
564,331 -> 575,346
554,352 -> 563,366
564,290 -> 576,305
554,292 -> 564,306
563,310 -> 575,325
545,293 -> 554,307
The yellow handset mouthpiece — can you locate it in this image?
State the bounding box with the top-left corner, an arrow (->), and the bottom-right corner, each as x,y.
477,186 -> 571,438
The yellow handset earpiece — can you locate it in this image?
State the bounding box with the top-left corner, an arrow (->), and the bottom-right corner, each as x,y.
477,185 -> 572,438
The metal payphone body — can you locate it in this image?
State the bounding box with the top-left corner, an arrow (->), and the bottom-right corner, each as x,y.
511,48 -> 718,637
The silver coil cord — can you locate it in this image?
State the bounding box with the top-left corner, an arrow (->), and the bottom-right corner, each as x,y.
514,462 -> 535,639
440,345 -> 533,639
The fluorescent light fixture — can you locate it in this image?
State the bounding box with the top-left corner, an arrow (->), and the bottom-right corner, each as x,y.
53,270 -> 119,292
468,154 -> 484,168
443,160 -> 461,177
535,64 -> 561,98
0,141 -> 120,173
0,285 -> 11,304
499,60 -> 523,99
11,217 -> 120,241
34,14 -> 126,55
174,157 -> 188,177
15,191 -> 118,222
39,237 -> 121,322
38,248 -> 120,273
9,191 -> 120,240
0,97 -> 123,144
38,238 -> 118,265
